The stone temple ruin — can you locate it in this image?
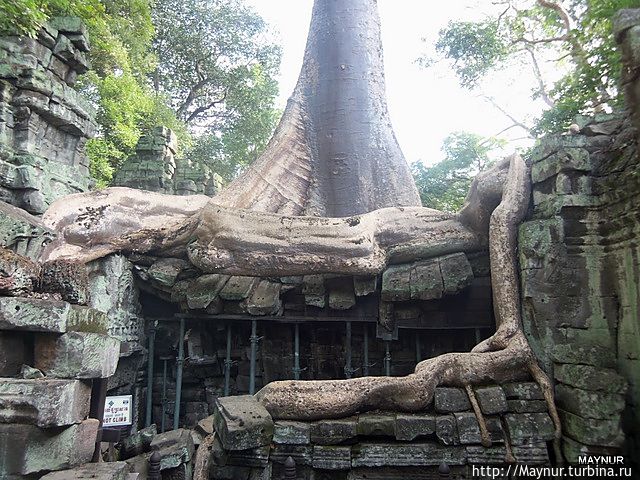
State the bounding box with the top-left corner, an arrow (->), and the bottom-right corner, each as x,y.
1,3 -> 640,480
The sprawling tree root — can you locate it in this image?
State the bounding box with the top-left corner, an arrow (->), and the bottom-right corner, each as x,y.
255,154 -> 562,453
193,433 -> 216,480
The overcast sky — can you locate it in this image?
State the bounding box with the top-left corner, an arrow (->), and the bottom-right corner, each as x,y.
245,0 -> 545,167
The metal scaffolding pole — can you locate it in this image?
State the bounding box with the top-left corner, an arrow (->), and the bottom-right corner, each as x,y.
145,320 -> 156,428
173,317 -> 185,430
160,357 -> 169,433
344,321 -> 353,379
363,325 -> 370,376
224,324 -> 232,396
384,341 -> 391,377
293,323 -> 301,380
249,320 -> 258,395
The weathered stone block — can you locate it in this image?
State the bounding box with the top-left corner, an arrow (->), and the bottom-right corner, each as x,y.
273,420 -> 310,445
310,418 -> 357,445
439,253 -> 474,294
219,276 -> 257,301
120,424 -> 157,458
0,297 -> 108,334
270,444 -> 313,466
502,382 -> 544,400
559,409 -> 624,447
506,400 -> 548,413
353,276 -> 377,297
40,461 -> 130,480
435,415 -> 458,445
245,280 -> 282,316
0,378 -> 91,427
454,413 -> 503,444
561,436 -> 621,463
213,395 -> 273,450
147,258 -> 189,288
395,414 -> 435,441
475,386 -> 508,415
0,246 -> 40,296
409,259 -> 442,300
227,444 -> 270,468
434,387 -> 471,413
555,384 -> 625,419
328,279 -> 356,310
504,413 -> 555,445
149,428 -> 194,469
554,364 -> 627,394
351,443 -> 467,467
185,274 -> 228,310
0,419 -> 98,476
381,263 -> 412,301
356,413 -> 396,437
313,445 -> 351,470
34,331 -> 120,378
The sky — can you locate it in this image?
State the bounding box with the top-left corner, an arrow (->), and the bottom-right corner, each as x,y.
245,0 -> 547,167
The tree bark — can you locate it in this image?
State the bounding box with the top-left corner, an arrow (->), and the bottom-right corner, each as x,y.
214,0 -> 421,217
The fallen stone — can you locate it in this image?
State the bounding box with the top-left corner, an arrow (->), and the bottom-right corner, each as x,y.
502,382 -> 544,400
556,383 -> 626,420
0,419 -> 98,476
0,332 -> 26,376
504,413 -> 556,445
310,418 -> 358,445
475,386 -> 508,415
270,445 -> 313,466
34,331 -> 120,378
0,378 -> 91,427
120,424 -> 157,458
395,414 -> 435,441
40,461 -> 130,480
435,415 -> 458,445
434,387 -> 471,413
554,364 -> 627,394
213,395 -> 274,450
351,442 -> 467,467
0,297 -> 108,334
559,409 -> 624,447
356,413 -> 396,437
313,445 -> 351,470
150,428 -> 195,469
196,415 -> 214,437
21,364 -> 44,379
273,420 -> 310,445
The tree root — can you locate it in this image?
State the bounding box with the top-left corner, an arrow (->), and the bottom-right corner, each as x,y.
465,385 -> 491,448
192,433 -> 216,480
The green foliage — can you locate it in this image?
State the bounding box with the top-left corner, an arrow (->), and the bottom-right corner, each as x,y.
428,0 -> 640,135
412,132 -> 505,212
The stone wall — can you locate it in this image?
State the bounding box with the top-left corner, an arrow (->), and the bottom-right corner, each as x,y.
518,9 -> 640,463
0,17 -> 96,215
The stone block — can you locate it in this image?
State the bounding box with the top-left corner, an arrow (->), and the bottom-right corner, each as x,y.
502,382 -> 544,400
561,436 -> 622,463
270,445 -> 312,466
40,462 -> 130,480
310,418 -> 357,445
227,444 -> 270,468
0,378 -> 91,427
555,384 -> 625,419
0,331 -> 27,376
395,414 -> 435,441
356,413 -> 396,437
273,420 -> 310,445
219,276 -> 257,301
507,400 -> 548,413
34,331 -> 120,378
409,259 -> 442,300
511,442 -> 550,464
147,258 -> 189,288
0,297 -> 108,334
439,253 -> 473,294
328,279 -> 356,310
504,413 -> 555,445
185,274 -> 228,310
353,276 -> 377,296
434,387 -> 471,413
381,263 -> 412,301
351,443 -> 467,467
435,415 -> 458,445
312,445 -> 351,470
559,409 -> 624,447
120,424 -> 157,458
150,428 -> 194,469
554,364 -> 627,394
454,413 -> 503,444
244,280 -> 282,316
213,395 -> 273,450
0,246 -> 40,296
196,415 -> 214,437
475,386 -> 508,415
0,419 -> 98,476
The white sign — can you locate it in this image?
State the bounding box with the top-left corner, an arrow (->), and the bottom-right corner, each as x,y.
103,395 -> 133,427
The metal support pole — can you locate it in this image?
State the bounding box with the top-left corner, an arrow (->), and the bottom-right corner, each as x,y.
363,325 -> 369,376
224,324 -> 232,396
145,321 -> 156,428
293,323 -> 301,380
344,321 -> 353,378
415,333 -> 422,363
249,320 -> 258,395
160,357 -> 169,433
384,341 -> 391,377
173,317 -> 185,430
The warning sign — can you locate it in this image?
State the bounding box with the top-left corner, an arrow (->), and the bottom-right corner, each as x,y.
103,395 -> 133,426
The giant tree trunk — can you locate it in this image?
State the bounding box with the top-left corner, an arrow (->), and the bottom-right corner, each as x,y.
214,0 -> 421,216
